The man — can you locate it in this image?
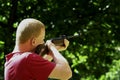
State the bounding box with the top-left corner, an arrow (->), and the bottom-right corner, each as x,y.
4,18 -> 72,80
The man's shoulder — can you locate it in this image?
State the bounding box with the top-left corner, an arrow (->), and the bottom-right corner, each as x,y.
21,52 -> 39,59
24,52 -> 43,61
5,52 -> 38,61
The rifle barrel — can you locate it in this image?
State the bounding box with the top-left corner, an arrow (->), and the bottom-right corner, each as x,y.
67,34 -> 80,39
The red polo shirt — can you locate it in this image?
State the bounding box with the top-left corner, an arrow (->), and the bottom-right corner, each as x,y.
4,52 -> 56,80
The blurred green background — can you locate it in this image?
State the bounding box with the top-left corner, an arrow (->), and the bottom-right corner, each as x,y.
0,0 -> 120,80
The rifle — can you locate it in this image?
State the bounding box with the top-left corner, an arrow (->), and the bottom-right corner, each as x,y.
35,31 -> 81,55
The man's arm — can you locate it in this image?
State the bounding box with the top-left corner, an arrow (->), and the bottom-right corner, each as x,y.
46,40 -> 72,80
43,54 -> 53,61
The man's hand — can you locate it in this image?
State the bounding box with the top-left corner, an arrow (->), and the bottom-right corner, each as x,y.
43,39 -> 69,60
55,39 -> 69,51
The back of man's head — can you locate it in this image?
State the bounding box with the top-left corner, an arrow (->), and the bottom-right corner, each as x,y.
16,18 -> 45,44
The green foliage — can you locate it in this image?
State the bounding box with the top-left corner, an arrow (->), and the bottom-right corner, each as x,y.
99,59 -> 120,80
0,0 -> 120,80
0,41 -> 4,80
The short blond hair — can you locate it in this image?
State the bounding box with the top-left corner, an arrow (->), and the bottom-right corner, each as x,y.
16,18 -> 45,44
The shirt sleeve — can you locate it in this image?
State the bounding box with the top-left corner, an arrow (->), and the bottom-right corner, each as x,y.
27,53 -> 56,80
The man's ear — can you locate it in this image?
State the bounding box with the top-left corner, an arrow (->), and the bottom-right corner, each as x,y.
31,37 -> 36,46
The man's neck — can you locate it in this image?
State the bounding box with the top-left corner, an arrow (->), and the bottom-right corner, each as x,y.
12,45 -> 20,53
12,43 -> 33,53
